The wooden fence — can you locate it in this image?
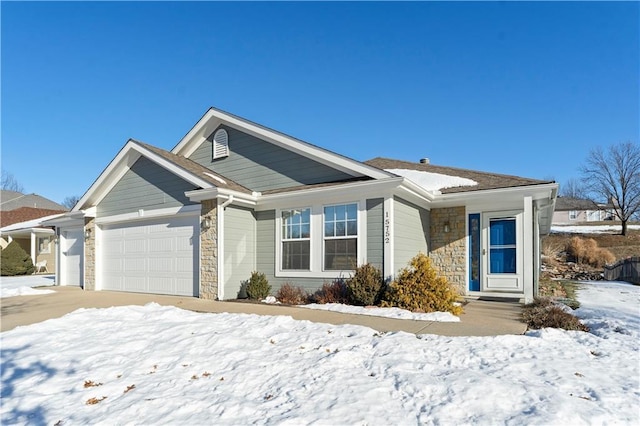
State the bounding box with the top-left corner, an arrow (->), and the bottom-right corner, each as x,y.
603,257 -> 640,284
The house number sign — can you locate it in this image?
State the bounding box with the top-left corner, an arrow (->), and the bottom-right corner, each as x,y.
384,211 -> 391,244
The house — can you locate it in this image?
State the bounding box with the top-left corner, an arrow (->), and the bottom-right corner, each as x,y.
45,108 -> 558,302
1,191 -> 68,271
552,196 -> 613,225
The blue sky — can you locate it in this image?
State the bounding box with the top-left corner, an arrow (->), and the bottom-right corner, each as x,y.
2,1 -> 638,205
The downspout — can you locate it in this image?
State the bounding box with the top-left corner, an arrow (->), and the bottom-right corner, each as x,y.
220,194 -> 234,210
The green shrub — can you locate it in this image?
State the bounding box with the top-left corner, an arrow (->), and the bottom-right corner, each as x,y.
382,252 -> 462,315
522,298 -> 588,331
276,283 -> 308,305
246,271 -> 271,300
1,241 -> 35,276
346,263 -> 384,306
312,280 -> 349,304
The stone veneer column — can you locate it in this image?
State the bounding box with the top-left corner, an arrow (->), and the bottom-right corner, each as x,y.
84,217 -> 96,290
199,200 -> 218,299
429,207 -> 466,295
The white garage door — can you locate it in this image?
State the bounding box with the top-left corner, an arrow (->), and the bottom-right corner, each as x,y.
100,215 -> 199,296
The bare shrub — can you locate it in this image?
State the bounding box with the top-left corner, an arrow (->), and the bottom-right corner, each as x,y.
312,280 -> 349,304
522,298 -> 589,331
276,283 -> 309,305
542,239 -> 564,259
566,236 -> 616,267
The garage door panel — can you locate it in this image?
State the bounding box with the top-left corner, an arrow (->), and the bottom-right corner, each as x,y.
100,215 -> 199,296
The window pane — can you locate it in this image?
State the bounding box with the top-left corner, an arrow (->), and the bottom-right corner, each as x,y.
324,206 -> 334,221
490,219 -> 516,246
291,225 -> 300,239
282,208 -> 310,240
335,205 -> 346,220
282,241 -> 310,270
301,223 -> 310,239
335,221 -> 345,236
302,209 -> 310,223
324,221 -> 334,237
324,238 -> 357,270
347,220 -> 357,236
490,248 -> 516,274
346,204 -> 357,219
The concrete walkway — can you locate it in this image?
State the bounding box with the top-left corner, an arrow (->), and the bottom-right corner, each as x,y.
1,286 -> 527,336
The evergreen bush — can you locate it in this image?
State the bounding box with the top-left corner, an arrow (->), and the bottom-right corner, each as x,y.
346,263 -> 384,306
382,252 -> 462,315
1,241 -> 35,276
246,271 -> 271,300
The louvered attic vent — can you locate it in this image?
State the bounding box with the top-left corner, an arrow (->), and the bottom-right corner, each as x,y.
212,129 -> 229,159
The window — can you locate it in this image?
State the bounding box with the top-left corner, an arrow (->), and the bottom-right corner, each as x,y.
489,218 -> 516,274
281,208 -> 311,270
212,129 -> 229,159
569,210 -> 578,221
38,236 -> 51,254
323,203 -> 358,270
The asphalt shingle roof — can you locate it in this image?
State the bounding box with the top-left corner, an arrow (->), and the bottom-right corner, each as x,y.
132,140 -> 253,194
364,157 -> 554,194
0,191 -> 67,211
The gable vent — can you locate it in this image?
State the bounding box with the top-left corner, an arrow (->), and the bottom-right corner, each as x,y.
212,129 -> 229,160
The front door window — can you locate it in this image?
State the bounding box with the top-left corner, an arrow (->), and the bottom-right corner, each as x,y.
489,218 -> 517,274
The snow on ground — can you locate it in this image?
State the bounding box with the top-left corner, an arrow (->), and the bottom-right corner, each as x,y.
551,224 -> 640,234
300,303 -> 460,322
386,168 -> 477,192
1,282 -> 638,425
0,274 -> 56,298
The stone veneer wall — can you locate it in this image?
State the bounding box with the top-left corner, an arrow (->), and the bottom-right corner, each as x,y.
199,200 -> 218,299
429,206 -> 466,294
84,217 -> 96,290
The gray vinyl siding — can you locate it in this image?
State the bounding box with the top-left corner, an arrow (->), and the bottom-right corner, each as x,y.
98,157 -> 197,216
393,197 -> 429,274
366,198 -> 384,272
189,125 -> 354,192
223,206 -> 256,299
255,210 -> 328,294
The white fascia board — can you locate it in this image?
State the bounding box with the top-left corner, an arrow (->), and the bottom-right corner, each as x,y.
172,108 -> 393,180
257,177 -> 407,210
74,140 -> 215,212
95,205 -> 201,225
432,183 -> 559,209
41,211 -> 86,227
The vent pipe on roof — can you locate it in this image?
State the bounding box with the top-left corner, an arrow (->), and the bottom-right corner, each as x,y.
419,158 -> 430,164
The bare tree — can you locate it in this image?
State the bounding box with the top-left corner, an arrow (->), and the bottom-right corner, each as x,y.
61,195 -> 81,210
560,178 -> 587,199
580,141 -> 640,235
1,170 -> 25,192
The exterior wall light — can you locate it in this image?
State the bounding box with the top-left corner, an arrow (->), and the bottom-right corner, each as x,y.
84,228 -> 92,240
443,222 -> 451,233
201,216 -> 212,230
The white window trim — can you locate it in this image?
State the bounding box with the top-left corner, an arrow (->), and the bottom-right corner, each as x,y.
275,200 -> 366,279
280,207 -> 312,272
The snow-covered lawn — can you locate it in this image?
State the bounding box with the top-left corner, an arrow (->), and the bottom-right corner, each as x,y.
1,281 -> 638,425
300,302 -> 460,322
0,275 -> 56,298
551,224 -> 640,234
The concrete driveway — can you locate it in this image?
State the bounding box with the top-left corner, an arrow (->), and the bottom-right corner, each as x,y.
1,285 -> 527,336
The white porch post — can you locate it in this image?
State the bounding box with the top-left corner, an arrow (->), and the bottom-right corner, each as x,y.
30,231 -> 37,265
383,196 -> 394,282
523,196 -> 534,302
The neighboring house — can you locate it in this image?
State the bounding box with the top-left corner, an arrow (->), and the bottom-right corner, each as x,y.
45,107 -> 557,302
0,191 -> 67,272
1,190 -> 67,212
552,197 -> 613,225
